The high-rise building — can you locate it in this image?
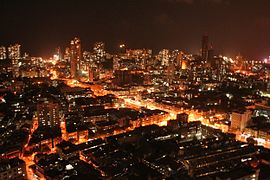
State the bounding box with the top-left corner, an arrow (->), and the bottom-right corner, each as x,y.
0,46 -> 7,60
82,51 -> 96,72
8,44 -> 21,60
176,51 -> 187,69
8,44 -> 21,77
64,47 -> 71,63
201,35 -> 208,62
207,44 -> 214,66
159,49 -> 170,66
54,47 -> 62,61
37,101 -> 60,127
170,49 -> 179,65
93,42 -> 106,63
70,37 -> 81,79
231,110 -> 252,131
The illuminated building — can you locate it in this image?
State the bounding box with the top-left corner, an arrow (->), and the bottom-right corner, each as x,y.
159,49 -> 170,66
31,57 -> 43,66
54,47 -> 62,61
8,44 -> 21,60
231,110 -> 252,131
126,49 -> 152,69
170,49 -> 179,65
82,51 -> 96,72
201,35 -> 208,62
0,57 -> 12,74
235,54 -> 245,70
82,51 -> 91,66
0,46 -> 7,60
113,56 -> 120,70
37,101 -> 60,127
126,49 -> 152,60
70,37 -> 81,79
8,44 -> 21,77
64,47 -> 71,63
0,158 -> 27,180
93,42 -> 106,63
176,51 -> 188,69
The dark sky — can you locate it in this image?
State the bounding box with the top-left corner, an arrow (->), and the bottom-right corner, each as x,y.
1,0 -> 270,59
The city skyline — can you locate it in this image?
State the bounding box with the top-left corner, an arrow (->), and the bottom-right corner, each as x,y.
2,1 -> 270,179
1,0 -> 270,59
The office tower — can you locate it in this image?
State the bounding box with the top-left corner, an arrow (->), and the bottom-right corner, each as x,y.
83,51 -> 90,64
0,46 -> 7,60
8,44 -> 21,60
82,51 -> 95,72
8,44 -> 21,77
201,35 -> 208,62
176,51 -> 187,69
70,37 -> 81,79
170,49 -> 179,65
54,47 -> 62,61
64,47 -> 71,63
93,42 -> 106,63
159,49 -> 170,66
37,101 -> 60,127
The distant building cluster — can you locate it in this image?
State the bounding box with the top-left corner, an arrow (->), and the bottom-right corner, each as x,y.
1,36 -> 270,179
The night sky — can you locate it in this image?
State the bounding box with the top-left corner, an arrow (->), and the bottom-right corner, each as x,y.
1,0 -> 270,59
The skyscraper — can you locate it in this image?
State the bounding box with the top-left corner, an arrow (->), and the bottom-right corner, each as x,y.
176,51 -> 184,69
8,44 -> 21,77
0,46 -> 7,60
159,49 -> 170,66
70,37 -> 81,79
37,101 -> 60,127
93,42 -> 106,64
8,44 -> 21,60
54,47 -> 62,61
201,35 -> 208,62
